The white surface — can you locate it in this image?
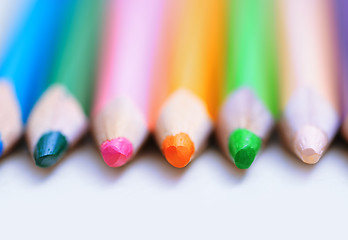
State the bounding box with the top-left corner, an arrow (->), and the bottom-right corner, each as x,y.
0,136 -> 347,240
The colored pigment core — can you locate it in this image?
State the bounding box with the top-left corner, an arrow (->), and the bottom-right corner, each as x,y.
228,128 -> 262,169
162,133 -> 195,168
34,131 -> 68,168
100,137 -> 133,167
0,135 -> 3,156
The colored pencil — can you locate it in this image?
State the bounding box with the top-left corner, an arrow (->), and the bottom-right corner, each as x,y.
0,0 -> 67,157
0,0 -> 28,156
26,0 -> 104,167
154,0 -> 226,168
92,0 -> 165,167
0,0 -> 32,57
335,0 -> 348,141
217,0 -> 278,169
278,0 -> 339,164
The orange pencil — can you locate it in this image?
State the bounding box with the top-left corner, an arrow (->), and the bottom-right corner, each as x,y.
154,0 -> 226,168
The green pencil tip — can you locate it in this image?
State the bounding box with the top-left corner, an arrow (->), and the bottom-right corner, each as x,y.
228,129 -> 262,169
34,131 -> 68,168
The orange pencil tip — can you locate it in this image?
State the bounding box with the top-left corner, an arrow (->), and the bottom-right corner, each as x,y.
162,133 -> 195,168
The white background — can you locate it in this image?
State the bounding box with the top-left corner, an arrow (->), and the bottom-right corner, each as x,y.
0,135 -> 347,240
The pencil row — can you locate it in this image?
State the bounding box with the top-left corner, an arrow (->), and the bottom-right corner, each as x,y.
0,0 -> 347,170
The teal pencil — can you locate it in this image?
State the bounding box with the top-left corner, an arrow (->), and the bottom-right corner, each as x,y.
0,0 -> 69,156
26,0 -> 105,167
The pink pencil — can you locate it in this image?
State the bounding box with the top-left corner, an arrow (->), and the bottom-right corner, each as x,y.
92,0 -> 165,167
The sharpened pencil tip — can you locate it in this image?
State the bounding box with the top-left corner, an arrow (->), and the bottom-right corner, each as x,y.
34,131 -> 68,168
228,129 -> 262,169
294,125 -> 327,164
100,137 -> 133,167
298,148 -> 321,164
162,133 -> 194,168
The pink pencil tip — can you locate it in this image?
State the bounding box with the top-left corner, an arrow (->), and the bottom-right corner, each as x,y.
100,137 -> 133,167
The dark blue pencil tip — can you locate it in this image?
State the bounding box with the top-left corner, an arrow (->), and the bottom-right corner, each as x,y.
34,131 -> 68,168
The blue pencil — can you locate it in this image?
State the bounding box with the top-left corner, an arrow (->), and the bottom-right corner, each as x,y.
0,0 -> 69,156
0,0 -> 33,58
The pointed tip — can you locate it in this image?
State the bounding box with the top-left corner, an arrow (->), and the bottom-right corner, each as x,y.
34,131 -> 68,168
294,126 -> 328,164
100,137 -> 133,167
228,129 -> 262,169
162,133 -> 195,168
297,148 -> 321,164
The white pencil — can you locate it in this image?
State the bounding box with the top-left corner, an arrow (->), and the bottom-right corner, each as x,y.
278,0 -> 340,164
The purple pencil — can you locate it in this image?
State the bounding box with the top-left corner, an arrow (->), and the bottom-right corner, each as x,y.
335,0 -> 348,140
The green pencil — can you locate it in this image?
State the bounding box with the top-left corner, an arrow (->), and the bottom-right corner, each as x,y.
26,0 -> 104,168
216,0 -> 278,169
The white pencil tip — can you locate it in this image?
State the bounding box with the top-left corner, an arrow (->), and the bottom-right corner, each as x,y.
294,125 -> 328,164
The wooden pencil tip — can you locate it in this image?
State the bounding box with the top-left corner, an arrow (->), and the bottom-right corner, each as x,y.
0,81 -> 23,157
294,125 -> 328,164
34,131 -> 68,168
100,137 -> 133,167
162,133 -> 195,168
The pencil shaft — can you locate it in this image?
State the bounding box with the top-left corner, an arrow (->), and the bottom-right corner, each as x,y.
335,0 -> 348,139
225,0 -> 278,116
278,0 -> 338,111
50,0 -> 104,115
0,0 -> 69,122
94,0 -> 164,119
335,0 -> 348,117
0,0 -> 32,58
167,0 -> 226,116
